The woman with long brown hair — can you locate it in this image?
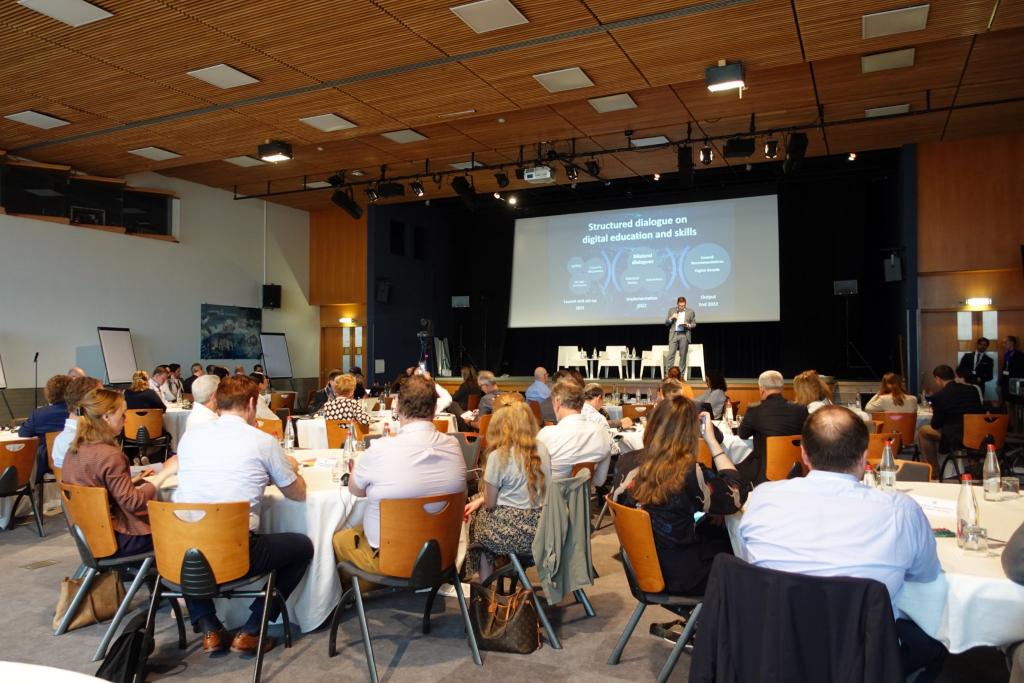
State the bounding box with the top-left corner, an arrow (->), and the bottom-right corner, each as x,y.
618,396 -> 747,596
866,372 -> 918,413
61,388 -> 176,557
464,399 -> 550,581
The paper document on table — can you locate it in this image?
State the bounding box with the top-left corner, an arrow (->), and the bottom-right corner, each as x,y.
130,463 -> 163,476
910,496 -> 957,517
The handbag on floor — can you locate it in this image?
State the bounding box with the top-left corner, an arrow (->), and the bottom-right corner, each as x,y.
469,580 -> 541,654
96,611 -> 153,683
52,571 -> 126,631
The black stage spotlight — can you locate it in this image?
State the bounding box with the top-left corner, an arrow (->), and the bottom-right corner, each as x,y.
764,139 -> 779,159
699,142 -> 714,165
677,145 -> 694,187
257,140 -> 292,163
377,181 -> 405,198
514,167 -> 525,180
365,186 -> 380,203
494,171 -> 509,188
585,159 -> 600,177
784,132 -> 808,174
410,179 -> 425,197
326,173 -> 343,188
723,137 -> 755,158
564,163 -> 579,189
451,175 -> 477,208
331,188 -> 363,219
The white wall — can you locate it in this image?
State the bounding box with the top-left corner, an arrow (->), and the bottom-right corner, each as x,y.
0,172 -> 319,388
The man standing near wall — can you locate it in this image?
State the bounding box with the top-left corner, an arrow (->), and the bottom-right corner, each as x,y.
663,296 -> 696,376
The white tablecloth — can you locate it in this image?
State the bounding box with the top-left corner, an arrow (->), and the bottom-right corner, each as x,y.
162,405 -> 190,449
159,454 -> 365,632
726,481 -> 1024,653
896,481 -> 1024,652
296,414 -> 457,449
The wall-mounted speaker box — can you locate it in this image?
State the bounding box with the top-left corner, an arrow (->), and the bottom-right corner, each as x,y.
375,280 -> 391,304
262,284 -> 282,309
883,256 -> 903,282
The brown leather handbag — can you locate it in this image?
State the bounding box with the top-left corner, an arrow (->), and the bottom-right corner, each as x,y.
53,571 -> 126,631
469,581 -> 541,654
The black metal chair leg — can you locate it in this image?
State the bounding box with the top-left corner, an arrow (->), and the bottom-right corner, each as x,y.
352,576 -> 379,683
608,602 -> 646,664
143,580 -> 163,639
276,589 -> 292,648
655,603 -> 702,683
328,586 -> 354,657
422,583 -> 443,634
452,574 -> 482,665
28,485 -> 44,536
5,492 -> 25,531
252,570 -> 276,683
94,557 -> 154,661
168,595 -> 187,649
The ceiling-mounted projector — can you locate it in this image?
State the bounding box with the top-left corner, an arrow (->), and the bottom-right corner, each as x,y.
523,165 -> 555,184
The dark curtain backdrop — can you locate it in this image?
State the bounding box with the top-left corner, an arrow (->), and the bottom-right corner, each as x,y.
368,149 -> 909,381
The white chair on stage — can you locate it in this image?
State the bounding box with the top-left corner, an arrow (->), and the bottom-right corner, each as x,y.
641,345 -> 669,378
684,344 -> 706,381
598,346 -> 628,378
556,346 -> 587,372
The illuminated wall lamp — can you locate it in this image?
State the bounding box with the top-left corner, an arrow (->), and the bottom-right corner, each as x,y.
338,317 -> 354,324
964,297 -> 993,307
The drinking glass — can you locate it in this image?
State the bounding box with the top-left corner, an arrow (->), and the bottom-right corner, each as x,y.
1000,478 -> 1021,498
962,525 -> 988,553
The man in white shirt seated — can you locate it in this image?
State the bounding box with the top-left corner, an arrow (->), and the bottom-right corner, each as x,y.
148,365 -> 171,405
163,363 -> 184,402
249,372 -> 280,422
52,375 -> 102,468
333,374 -> 466,578
185,374 -> 219,430
738,405 -> 946,682
174,375 -> 312,655
537,380 -> 613,485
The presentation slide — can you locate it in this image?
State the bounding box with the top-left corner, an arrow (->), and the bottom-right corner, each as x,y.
508,195 -> 780,328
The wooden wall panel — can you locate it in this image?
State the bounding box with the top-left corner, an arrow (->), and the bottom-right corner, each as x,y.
309,209 -> 367,305
917,133 -> 1024,273
919,270 -> 1024,312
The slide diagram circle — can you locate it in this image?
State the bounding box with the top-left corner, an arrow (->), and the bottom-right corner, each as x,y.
682,242 -> 731,289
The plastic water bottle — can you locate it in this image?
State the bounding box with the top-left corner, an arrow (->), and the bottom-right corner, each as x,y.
343,423 -> 356,459
956,474 -> 980,547
879,440 -> 898,490
332,451 -> 342,483
983,444 -> 1001,501
862,463 -> 878,488
383,422 -> 391,437
724,401 -> 734,424
283,417 -> 295,455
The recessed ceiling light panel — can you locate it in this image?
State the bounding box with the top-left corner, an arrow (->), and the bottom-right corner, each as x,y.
4,110 -> 70,129
381,129 -> 428,144
630,135 -> 670,148
17,0 -> 112,27
186,63 -> 259,89
128,146 -> 181,161
861,47 -> 916,73
588,93 -> 637,113
865,103 -> 910,118
450,160 -> 484,170
299,113 -> 357,132
533,67 -> 594,93
450,0 -> 528,33
862,4 -> 930,39
305,180 -> 333,189
224,155 -> 266,167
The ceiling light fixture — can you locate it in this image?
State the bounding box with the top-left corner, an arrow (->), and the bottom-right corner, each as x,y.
365,187 -> 379,203
585,159 -> 601,177
411,180 -> 425,197
861,47 -> 916,73
507,195 -> 518,205
862,4 -> 930,39
128,146 -> 181,161
299,113 -> 357,132
653,173 -> 661,181
699,143 -> 714,165
630,135 -> 670,148
350,169 -> 365,177
494,171 -> 509,188
865,104 -> 911,118
532,66 -> 594,93
186,64 -> 259,89
764,139 -> 779,159
332,188 -> 363,219
705,60 -> 745,93
588,93 -> 638,113
258,140 -> 292,163
677,145 -> 694,187
848,152 -> 857,161
784,132 -> 808,174
493,192 -> 502,199
338,317 -> 354,324
450,0 -> 528,33
965,297 -> 993,307
723,137 -> 755,158
224,155 -> 265,167
16,0 -> 111,27
381,129 -> 427,144
451,175 -> 477,209
4,110 -> 69,129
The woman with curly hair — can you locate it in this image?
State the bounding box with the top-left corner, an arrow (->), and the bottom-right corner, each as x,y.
464,399 -> 550,581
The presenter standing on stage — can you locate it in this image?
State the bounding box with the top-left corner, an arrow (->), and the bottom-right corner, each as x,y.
664,296 -> 696,375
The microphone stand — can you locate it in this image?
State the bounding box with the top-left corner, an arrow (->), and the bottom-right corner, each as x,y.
33,352 -> 39,409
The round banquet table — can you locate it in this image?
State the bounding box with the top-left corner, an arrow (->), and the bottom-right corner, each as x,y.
161,404 -> 190,449
0,662 -> 103,681
726,480 -> 1024,653
296,412 -> 456,449
157,452 -> 365,632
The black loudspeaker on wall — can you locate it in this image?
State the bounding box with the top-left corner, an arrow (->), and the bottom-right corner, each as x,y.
375,280 -> 391,304
883,255 -> 903,282
262,284 -> 282,309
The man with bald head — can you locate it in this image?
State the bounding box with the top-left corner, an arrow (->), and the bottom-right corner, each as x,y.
67,367 -> 86,378
525,366 -> 550,403
738,405 -> 945,681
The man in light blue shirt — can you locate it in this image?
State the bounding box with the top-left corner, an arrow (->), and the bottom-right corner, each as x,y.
524,367 -> 550,403
738,405 -> 945,682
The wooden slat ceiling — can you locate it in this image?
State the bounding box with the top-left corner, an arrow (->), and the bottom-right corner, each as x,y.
0,0 -> 1021,211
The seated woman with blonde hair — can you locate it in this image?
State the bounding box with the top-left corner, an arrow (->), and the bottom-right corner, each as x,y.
315,373 -> 370,428
865,373 -> 918,413
61,388 -> 176,557
793,370 -> 834,413
464,400 -> 550,581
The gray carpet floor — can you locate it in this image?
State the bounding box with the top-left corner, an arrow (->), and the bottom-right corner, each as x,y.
0,511 -> 1010,682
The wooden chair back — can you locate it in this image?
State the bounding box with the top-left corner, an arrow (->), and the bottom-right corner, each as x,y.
379,492 -> 465,578
58,483 -> 118,559
607,498 -> 665,593
147,501 -> 250,585
467,394 -> 480,411
432,418 -> 450,433
622,404 -> 654,422
866,433 -> 903,462
45,430 -> 62,482
896,459 -> 931,482
765,435 -> 803,481
871,420 -> 883,434
571,461 -> 596,479
325,420 -> 352,448
125,409 -> 164,441
697,440 -> 714,469
477,413 -> 492,455
680,383 -> 694,399
254,418 -> 283,440
528,400 -> 543,428
728,399 -> 741,417
0,438 -> 38,490
963,413 -> 1009,450
870,412 -> 916,446
269,392 -> 296,412
382,395 -> 396,410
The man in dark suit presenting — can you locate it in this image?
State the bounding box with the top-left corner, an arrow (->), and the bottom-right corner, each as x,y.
663,296 -> 696,375
955,337 -> 994,392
